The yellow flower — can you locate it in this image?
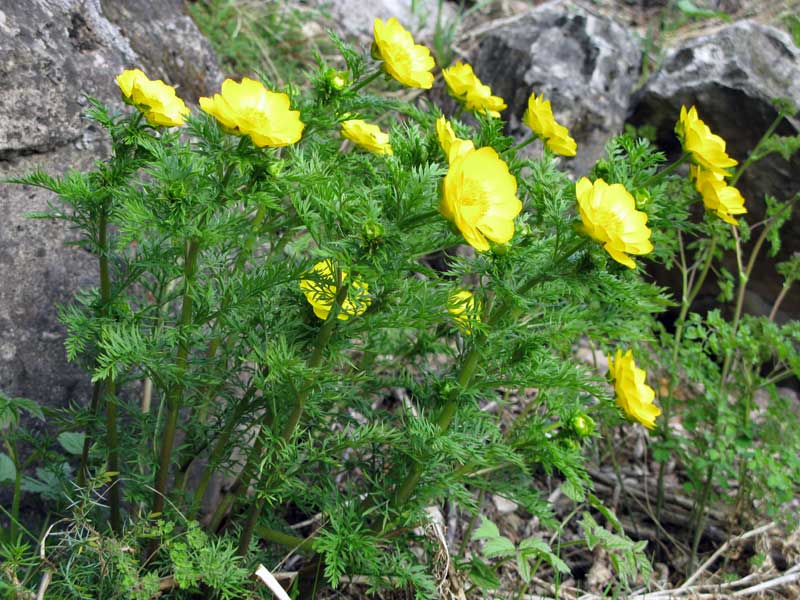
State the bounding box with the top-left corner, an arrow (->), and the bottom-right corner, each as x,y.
199,77 -> 304,148
440,146 -> 522,252
372,18 -> 435,89
300,260 -> 371,321
522,92 -> 576,157
441,62 -> 506,117
447,290 -> 481,335
608,349 -> 661,430
676,105 -> 737,176
691,166 -> 747,225
341,119 -> 392,155
435,116 -> 474,163
115,69 -> 189,127
576,178 -> 653,269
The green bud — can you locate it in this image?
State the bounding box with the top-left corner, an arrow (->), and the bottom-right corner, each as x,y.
571,414 -> 595,438
635,189 -> 651,208
268,160 -> 286,178
362,220 -> 384,242
492,242 -> 511,256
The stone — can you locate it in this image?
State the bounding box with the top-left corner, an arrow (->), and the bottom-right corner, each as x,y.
629,20 -> 800,320
0,0 -> 222,415
308,0 -> 452,42
469,0 -> 642,175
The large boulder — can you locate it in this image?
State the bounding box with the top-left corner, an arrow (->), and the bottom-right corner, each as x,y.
308,0 -> 450,42
629,21 -> 800,320
469,0 -> 642,175
0,0 -> 222,413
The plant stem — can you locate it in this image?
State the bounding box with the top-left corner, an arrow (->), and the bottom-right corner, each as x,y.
151,239 -> 201,520
391,239 -> 588,512
93,201 -> 122,534
105,380 -> 121,534
507,134 -> 538,155
656,235 -> 717,518
768,282 -> 793,322
236,279 -> 349,555
76,381 -> 103,486
688,219 -> 774,571
188,388 -> 258,515
399,209 -> 441,230
350,69 -> 383,93
729,110 -> 786,187
641,153 -> 690,188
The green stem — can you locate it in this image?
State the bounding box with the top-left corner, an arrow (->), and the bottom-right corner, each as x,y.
151,239 -> 201,519
641,153 -> 690,188
729,111 -> 786,187
656,235 -> 717,518
174,206 -> 271,488
507,134 -> 538,155
399,209 -> 441,230
189,387 -> 258,515
236,279 -> 349,555
392,239 -> 588,511
350,69 -> 383,93
254,525 -> 313,551
689,220 -> 773,570
458,489 -> 486,555
105,380 -> 121,534
95,202 -> 122,534
8,441 -> 21,541
76,381 -> 103,486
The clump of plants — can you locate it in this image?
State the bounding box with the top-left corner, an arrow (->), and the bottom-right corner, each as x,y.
2,15 -> 798,599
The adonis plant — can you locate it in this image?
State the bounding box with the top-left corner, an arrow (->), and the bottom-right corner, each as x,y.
2,16 -> 798,599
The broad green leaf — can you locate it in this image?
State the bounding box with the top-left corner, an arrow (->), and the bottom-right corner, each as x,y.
58,432 -> 86,455
482,536 -> 516,559
0,453 -> 16,482
472,516 -> 501,541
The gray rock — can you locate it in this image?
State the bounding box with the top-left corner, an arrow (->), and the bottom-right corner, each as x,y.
630,20 -> 800,320
309,0 -> 451,43
469,1 -> 642,175
0,0 -> 222,412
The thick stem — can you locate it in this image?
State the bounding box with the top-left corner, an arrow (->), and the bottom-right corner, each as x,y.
105,380 -> 121,534
768,283 -> 792,322
729,111 -> 786,187
641,153 -> 690,188
237,279 -> 349,555
656,235 -> 717,517
392,240 -> 588,512
350,69 -> 383,93
9,441 -> 21,541
76,381 -> 103,486
189,388 -> 257,514
95,202 -> 122,534
507,134 -> 538,155
151,239 -> 201,519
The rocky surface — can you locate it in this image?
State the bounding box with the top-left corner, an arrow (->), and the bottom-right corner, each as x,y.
308,0 -> 451,41
0,0 -> 222,411
468,0 -> 642,175
630,20 -> 800,320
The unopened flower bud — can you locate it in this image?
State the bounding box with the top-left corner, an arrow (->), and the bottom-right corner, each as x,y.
268,160 -> 286,178
571,414 -> 595,438
362,220 -> 384,242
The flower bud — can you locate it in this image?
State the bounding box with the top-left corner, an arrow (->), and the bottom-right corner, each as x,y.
362,220 -> 384,243
268,160 -> 286,178
571,414 -> 596,438
329,70 -> 348,91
